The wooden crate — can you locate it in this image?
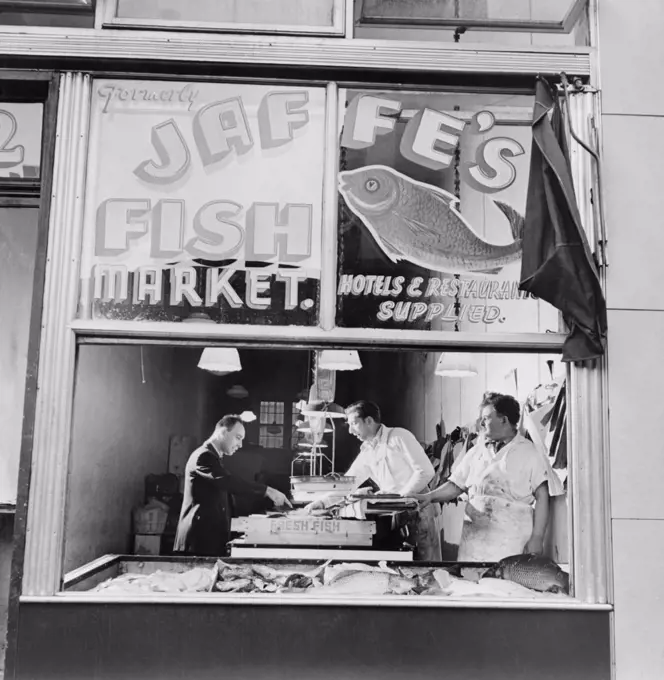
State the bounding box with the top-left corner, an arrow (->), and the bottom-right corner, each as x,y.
234,514 -> 376,547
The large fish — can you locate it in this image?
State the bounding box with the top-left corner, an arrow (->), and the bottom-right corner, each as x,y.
483,554 -> 570,594
339,165 -> 524,275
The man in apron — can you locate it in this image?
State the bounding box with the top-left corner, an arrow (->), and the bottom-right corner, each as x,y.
413,392 -> 563,562
305,401 -> 441,562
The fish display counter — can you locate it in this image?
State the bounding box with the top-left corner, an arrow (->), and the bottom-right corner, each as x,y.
62,553 -> 572,600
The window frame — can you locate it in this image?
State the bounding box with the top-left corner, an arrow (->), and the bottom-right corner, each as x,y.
95,0 -> 347,37
16,67 -> 611,609
356,0 -> 588,34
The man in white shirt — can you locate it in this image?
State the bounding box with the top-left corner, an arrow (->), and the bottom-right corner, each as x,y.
306,401 -> 441,561
414,392 -> 562,562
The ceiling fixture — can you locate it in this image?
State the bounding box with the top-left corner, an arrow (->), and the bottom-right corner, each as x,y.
239,411 -> 257,422
299,400 -> 347,419
226,384 -> 249,399
318,350 -> 363,371
297,422 -> 333,434
435,352 -> 478,378
198,348 -> 242,376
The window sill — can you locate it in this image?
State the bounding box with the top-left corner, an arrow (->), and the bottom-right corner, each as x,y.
22,592 -> 612,611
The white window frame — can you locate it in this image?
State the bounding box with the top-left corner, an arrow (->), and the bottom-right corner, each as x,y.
10,1 -> 610,609
356,0 -> 588,34
95,0 -> 347,37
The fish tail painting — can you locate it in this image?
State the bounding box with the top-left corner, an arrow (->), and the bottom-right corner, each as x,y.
493,200 -> 525,244
338,165 -> 525,276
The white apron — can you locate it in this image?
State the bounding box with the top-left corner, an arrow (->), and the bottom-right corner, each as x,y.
457,457 -> 533,562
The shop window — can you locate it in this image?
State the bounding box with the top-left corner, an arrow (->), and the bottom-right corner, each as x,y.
0,100 -> 44,507
0,0 -> 94,28
97,0 -> 346,35
0,102 -> 42,180
62,344 -> 572,602
76,79 -> 327,327
353,0 -> 590,47
337,87 -> 560,335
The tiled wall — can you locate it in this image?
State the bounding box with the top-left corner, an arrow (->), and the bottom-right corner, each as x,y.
599,1 -> 664,678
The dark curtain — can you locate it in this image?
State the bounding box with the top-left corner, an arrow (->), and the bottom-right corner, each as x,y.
520,76 -> 607,362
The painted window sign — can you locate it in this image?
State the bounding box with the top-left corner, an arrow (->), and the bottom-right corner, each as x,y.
78,80 -> 326,325
336,89 -> 560,334
0,103 -> 43,179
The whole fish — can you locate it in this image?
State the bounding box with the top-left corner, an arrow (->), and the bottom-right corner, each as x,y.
483,554 -> 570,594
339,165 -> 524,275
323,570 -> 415,595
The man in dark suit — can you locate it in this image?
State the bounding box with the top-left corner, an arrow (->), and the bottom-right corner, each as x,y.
174,414 -> 291,557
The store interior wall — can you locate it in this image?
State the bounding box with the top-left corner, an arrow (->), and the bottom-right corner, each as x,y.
63,345 -> 209,573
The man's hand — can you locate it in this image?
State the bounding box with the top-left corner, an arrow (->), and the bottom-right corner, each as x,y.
265,487 -> 292,509
523,536 -> 544,555
411,493 -> 432,510
303,499 -> 325,514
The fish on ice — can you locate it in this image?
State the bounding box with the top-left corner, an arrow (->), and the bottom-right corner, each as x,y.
339,165 -> 524,275
483,554 -> 570,594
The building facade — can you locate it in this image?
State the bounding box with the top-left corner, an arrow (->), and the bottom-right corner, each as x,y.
0,1 -> 660,679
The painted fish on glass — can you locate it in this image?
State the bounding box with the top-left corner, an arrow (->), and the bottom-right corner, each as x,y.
339,165 -> 524,275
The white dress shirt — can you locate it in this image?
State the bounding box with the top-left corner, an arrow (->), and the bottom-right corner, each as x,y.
345,425 -> 435,497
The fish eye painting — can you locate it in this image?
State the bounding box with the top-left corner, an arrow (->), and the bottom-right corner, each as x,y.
336,89 -> 561,336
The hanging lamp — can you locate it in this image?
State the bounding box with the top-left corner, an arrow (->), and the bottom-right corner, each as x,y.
299,399 -> 347,419
198,348 -> 242,375
318,350 -> 362,371
226,384 -> 249,399
435,352 -> 478,378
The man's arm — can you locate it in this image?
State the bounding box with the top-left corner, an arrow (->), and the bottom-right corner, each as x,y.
192,450 -> 267,496
396,430 -> 436,496
414,481 -> 465,507
524,482 -> 549,554
304,452 -> 371,512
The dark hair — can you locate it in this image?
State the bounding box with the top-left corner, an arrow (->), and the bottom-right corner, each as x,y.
215,414 -> 244,431
480,392 -> 521,427
345,400 -> 382,424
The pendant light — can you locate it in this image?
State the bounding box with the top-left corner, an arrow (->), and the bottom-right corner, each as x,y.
198,348 -> 242,375
226,384 -> 249,399
435,352 -> 478,378
299,399 -> 347,419
318,350 -> 362,371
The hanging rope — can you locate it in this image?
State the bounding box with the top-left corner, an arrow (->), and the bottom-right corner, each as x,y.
453,105 -> 462,332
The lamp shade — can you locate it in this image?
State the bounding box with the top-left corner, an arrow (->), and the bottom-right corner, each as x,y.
299,400 -> 347,419
297,424 -> 333,434
318,350 -> 362,371
198,348 -> 242,375
226,384 -> 249,399
435,352 -> 478,378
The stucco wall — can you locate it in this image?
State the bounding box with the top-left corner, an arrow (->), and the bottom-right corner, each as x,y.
598,1 -> 664,678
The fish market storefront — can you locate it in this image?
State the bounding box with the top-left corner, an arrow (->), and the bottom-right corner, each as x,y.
3,2 -> 612,679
